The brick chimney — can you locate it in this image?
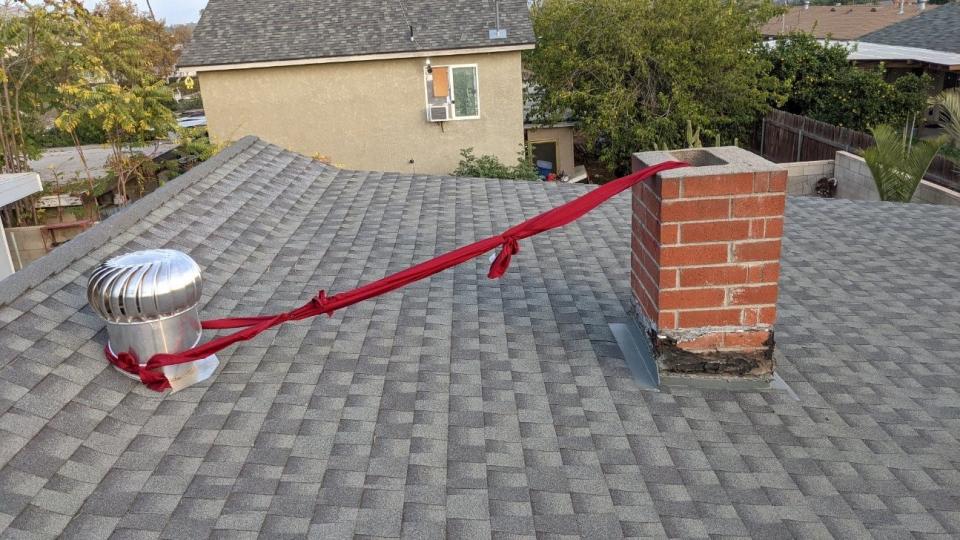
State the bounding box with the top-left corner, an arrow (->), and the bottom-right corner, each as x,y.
630,147 -> 787,380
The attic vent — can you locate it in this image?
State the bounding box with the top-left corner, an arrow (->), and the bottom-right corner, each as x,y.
489,0 -> 507,39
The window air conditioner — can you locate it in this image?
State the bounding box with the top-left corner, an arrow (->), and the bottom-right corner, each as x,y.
427,104 -> 450,122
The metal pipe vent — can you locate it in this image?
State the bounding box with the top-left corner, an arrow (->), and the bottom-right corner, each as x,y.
87,249 -> 217,388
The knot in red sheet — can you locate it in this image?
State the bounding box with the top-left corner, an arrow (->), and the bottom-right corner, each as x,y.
106,346 -> 173,392
487,237 -> 519,279
311,290 -> 335,317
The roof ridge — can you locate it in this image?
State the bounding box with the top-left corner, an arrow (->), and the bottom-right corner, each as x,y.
0,136 -> 261,307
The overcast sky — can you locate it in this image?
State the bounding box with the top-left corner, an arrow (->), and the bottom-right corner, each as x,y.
83,0 -> 207,25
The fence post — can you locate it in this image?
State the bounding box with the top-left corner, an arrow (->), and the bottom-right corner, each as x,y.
760,117 -> 766,157
796,129 -> 803,162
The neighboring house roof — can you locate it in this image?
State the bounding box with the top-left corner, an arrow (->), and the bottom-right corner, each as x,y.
845,40 -> 960,68
28,143 -> 177,186
2,138 -> 960,537
762,2 -> 936,40
861,2 -> 960,54
179,0 -> 535,69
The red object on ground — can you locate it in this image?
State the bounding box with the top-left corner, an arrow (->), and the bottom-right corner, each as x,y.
106,160 -> 687,391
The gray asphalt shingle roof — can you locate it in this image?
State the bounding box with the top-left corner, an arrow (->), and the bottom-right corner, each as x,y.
1,137 -> 959,538
178,0 -> 536,68
860,2 -> 960,54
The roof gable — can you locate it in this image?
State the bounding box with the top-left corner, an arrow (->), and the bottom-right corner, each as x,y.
179,0 -> 535,68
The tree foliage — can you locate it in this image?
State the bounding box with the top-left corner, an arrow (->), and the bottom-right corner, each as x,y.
930,89 -> 960,170
453,147 -> 539,180
88,0 -> 176,82
760,34 -> 931,130
862,125 -> 944,202
0,0 -> 92,172
54,0 -> 177,206
525,0 -> 781,173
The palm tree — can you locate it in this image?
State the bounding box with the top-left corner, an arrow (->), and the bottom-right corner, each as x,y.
929,89 -> 960,171
862,124 -> 944,203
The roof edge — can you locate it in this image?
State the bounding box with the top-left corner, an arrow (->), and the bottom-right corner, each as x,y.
178,44 -> 535,73
0,136 -> 260,307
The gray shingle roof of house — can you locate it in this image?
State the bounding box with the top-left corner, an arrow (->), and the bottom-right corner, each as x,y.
178,0 -> 536,68
2,137 -> 960,538
860,2 -> 960,54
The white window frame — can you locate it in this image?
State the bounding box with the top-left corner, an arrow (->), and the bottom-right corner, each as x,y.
424,63 -> 481,121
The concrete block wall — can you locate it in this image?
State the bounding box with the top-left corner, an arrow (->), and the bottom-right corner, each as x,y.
834,151 -> 960,207
782,160 -> 834,196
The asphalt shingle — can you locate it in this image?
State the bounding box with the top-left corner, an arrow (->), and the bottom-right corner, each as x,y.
0,138 -> 959,537
179,0 -> 535,68
860,2 -> 960,54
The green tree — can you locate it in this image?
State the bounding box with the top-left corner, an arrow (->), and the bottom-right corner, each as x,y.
56,0 -> 177,206
761,34 -> 931,130
56,80 -> 176,204
0,0 -> 91,172
862,125 -> 944,202
525,0 -> 781,173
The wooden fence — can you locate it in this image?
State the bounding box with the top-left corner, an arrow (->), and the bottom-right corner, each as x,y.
757,109 -> 959,192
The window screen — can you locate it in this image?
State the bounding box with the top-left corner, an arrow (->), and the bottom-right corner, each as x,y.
452,66 -> 479,118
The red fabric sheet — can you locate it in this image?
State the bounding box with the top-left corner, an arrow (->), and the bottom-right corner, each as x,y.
107,160 -> 687,391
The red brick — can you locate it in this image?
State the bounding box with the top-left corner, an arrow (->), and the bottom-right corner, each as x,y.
733,240 -> 781,262
660,178 -> 681,200
769,171 -> 787,192
742,306 -> 778,326
660,288 -> 726,310
747,262 -> 780,283
752,172 -> 769,193
757,306 -> 777,325
661,199 -> 729,222
680,220 -> 750,243
658,311 -> 677,330
636,265 -> 658,301
748,219 -> 765,239
659,269 -> 678,289
678,309 -> 743,327
730,285 -> 779,306
683,173 -> 754,198
764,217 -> 784,238
660,223 -> 679,244
639,228 -> 659,261
661,244 -> 729,267
732,195 -> 786,218
680,266 -> 750,287
722,330 -> 771,349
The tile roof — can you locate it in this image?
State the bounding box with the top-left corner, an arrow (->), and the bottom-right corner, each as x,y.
1,138 -> 960,537
178,0 -> 535,68
762,2 -> 936,40
860,2 -> 960,54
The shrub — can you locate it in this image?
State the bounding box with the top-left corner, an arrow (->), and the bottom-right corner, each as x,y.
452,147 -> 539,180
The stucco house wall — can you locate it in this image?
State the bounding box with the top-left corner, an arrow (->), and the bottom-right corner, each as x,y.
198,51 -> 525,175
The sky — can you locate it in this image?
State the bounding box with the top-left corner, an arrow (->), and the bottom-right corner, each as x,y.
83,0 -> 207,25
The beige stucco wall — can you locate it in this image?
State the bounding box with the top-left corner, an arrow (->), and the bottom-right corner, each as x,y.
525,126 -> 576,177
198,51 -> 525,174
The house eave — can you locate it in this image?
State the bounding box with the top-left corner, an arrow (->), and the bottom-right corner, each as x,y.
178,44 -> 536,74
